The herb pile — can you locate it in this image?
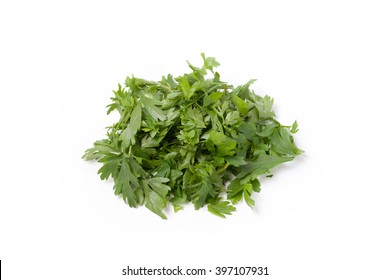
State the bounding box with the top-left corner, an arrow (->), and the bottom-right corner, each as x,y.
83,54 -> 302,219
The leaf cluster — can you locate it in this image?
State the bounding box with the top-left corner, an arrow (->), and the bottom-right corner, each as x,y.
83,54 -> 302,218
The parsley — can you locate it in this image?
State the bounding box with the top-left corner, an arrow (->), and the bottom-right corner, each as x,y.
83,54 -> 302,219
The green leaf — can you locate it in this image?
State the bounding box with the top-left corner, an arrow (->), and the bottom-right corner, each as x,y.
251,179 -> 261,192
206,131 -> 236,156
216,140 -> 236,156
82,140 -> 117,161
271,127 -> 302,156
237,154 -> 294,179
208,201 -> 236,218
114,158 -> 138,207
243,190 -> 255,207
243,183 -> 255,207
232,94 -> 250,115
119,103 -> 142,148
193,179 -> 213,210
227,178 -> 244,204
201,52 -> 220,72
180,76 -> 194,100
140,96 -> 166,121
224,111 -> 241,126
145,191 -> 167,219
97,154 -> 121,180
256,95 -> 275,119
225,156 -> 247,167
238,122 -> 257,139
204,92 -> 223,107
208,131 -> 227,145
162,74 -> 178,89
145,177 -> 170,197
291,120 -> 299,134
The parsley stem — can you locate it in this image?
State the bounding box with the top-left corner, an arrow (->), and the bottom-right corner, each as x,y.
217,162 -> 230,174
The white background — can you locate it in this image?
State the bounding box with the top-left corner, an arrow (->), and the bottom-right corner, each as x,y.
1,0 -> 389,279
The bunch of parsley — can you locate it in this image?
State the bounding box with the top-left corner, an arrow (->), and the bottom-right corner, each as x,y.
83,54 -> 302,218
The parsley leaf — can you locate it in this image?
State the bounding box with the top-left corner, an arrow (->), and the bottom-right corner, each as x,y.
119,103 -> 142,148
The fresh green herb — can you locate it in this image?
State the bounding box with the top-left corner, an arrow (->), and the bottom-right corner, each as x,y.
83,54 -> 302,219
